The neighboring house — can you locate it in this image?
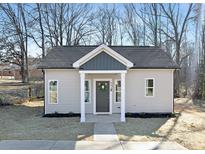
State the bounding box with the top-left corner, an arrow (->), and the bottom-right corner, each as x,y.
27,57 -> 43,80
0,58 -> 43,80
38,44 -> 179,122
0,63 -> 15,79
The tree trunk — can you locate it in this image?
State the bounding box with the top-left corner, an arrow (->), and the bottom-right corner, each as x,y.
174,70 -> 180,97
37,3 -> 45,58
20,64 -> 26,83
174,43 -> 181,97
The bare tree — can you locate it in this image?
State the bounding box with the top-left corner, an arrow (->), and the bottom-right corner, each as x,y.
160,4 -> 194,96
116,15 -> 125,46
25,3 -> 95,57
19,4 -> 29,82
160,4 -> 194,65
131,3 -> 161,46
123,4 -> 141,46
198,8 -> 205,99
36,3 -> 45,57
0,4 -> 29,82
93,4 -> 118,45
39,4 -> 94,47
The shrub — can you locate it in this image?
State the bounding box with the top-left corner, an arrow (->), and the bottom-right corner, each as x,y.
0,95 -> 12,106
125,112 -> 177,118
43,112 -> 80,118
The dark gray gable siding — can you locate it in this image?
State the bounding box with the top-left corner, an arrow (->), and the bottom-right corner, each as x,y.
80,51 -> 127,70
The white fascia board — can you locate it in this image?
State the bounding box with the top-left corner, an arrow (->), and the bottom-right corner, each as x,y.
79,70 -> 127,74
72,44 -> 134,68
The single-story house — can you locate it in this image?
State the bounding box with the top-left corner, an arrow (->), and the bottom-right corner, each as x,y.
38,44 -> 179,122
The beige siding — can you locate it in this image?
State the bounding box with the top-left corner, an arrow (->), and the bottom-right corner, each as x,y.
45,69 -> 173,114
45,69 -> 80,114
126,69 -> 173,113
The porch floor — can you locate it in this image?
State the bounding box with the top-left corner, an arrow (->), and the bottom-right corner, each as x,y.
85,114 -> 121,123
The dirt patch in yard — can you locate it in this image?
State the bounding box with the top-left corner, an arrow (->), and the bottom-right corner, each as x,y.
114,98 -> 205,150
0,100 -> 93,141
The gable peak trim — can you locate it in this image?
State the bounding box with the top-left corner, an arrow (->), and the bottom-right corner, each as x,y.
72,44 -> 134,68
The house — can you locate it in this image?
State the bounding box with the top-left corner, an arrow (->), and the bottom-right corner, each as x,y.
38,44 -> 179,122
0,63 -> 15,79
0,58 -> 42,80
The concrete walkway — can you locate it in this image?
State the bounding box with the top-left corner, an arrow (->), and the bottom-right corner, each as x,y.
94,123 -> 119,141
0,140 -> 187,150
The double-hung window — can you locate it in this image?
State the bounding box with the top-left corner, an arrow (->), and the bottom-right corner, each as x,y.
85,80 -> 91,103
145,78 -> 154,97
115,80 -> 121,103
49,80 -> 58,104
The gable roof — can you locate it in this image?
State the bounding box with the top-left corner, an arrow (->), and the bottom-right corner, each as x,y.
73,44 -> 133,68
38,45 -> 179,69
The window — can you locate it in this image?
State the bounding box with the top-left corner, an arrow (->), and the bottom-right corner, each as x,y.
115,80 -> 121,103
85,80 -> 91,103
145,79 -> 154,97
49,80 -> 58,104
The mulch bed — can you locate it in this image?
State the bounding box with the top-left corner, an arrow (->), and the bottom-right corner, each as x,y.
125,112 -> 179,118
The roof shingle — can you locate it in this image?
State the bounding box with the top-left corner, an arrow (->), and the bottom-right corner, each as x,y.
38,46 -> 179,69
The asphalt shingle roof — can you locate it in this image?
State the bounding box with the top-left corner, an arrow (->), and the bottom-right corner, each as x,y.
38,46 -> 179,69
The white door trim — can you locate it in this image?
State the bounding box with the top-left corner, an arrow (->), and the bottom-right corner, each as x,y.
93,79 -> 112,115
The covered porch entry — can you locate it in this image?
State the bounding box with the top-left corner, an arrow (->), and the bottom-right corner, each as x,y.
79,70 -> 126,122
72,44 -> 134,122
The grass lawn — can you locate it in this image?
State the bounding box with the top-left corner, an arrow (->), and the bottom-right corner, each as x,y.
114,98 -> 205,150
0,101 -> 93,141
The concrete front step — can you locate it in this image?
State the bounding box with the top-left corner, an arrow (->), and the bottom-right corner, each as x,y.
86,114 -> 121,123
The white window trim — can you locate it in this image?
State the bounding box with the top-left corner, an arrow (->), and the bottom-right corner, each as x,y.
144,78 -> 155,97
48,80 -> 59,104
85,79 -> 91,104
114,79 -> 121,103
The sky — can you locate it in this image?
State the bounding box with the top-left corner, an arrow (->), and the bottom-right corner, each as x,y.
23,3 -> 204,57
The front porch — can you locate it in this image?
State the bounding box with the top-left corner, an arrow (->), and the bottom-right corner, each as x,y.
85,114 -> 121,123
71,44 -> 134,123
79,70 -> 126,122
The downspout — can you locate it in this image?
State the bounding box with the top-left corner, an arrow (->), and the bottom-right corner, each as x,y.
173,69 -> 175,113
43,69 -> 45,115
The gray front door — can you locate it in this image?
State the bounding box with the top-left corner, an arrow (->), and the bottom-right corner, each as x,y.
96,81 -> 110,113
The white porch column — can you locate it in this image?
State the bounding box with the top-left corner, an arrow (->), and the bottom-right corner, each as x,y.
121,72 -> 126,122
80,72 -> 85,122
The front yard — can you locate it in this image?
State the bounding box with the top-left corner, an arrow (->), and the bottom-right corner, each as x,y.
115,98 -> 205,150
0,79 -> 93,141
1,79 -> 205,149
0,100 -> 93,141
1,97 -> 204,149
